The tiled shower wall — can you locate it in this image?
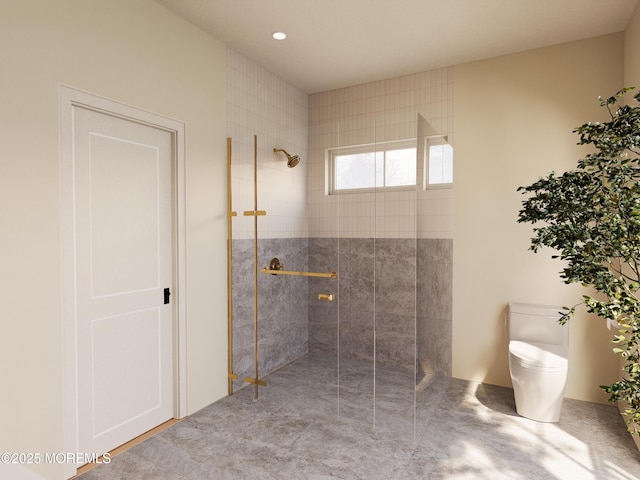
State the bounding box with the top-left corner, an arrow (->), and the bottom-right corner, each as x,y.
307,237 -> 452,376
308,68 -> 454,240
231,238 -> 309,391
307,69 -> 454,376
228,46 -> 454,382
227,48 -> 309,240
308,238 -> 418,371
227,49 -> 310,388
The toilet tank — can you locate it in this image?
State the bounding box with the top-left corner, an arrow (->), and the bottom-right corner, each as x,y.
508,302 -> 569,348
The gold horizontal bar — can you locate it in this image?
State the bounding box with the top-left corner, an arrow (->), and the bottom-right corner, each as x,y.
243,210 -> 267,216
228,372 -> 238,380
228,211 -> 237,217
260,268 -> 337,279
318,293 -> 334,302
244,376 -> 267,387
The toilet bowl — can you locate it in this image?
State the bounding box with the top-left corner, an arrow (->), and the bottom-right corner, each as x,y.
508,303 -> 569,423
509,340 -> 569,422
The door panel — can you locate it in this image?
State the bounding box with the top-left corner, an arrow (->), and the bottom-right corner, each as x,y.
73,105 -> 174,456
91,308 -> 162,435
89,133 -> 161,296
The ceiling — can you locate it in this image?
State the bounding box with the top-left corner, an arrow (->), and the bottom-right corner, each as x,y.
156,0 -> 638,94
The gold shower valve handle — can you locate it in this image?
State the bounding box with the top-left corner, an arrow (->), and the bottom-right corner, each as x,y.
318,293 -> 334,302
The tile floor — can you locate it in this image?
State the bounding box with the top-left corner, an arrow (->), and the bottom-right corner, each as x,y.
77,353 -> 640,479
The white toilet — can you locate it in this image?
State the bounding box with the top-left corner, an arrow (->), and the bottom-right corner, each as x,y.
508,302 -> 569,423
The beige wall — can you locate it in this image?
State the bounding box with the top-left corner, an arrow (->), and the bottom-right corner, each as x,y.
625,3 -> 640,88
0,1 -> 228,478
622,2 -> 640,451
453,33 -> 625,403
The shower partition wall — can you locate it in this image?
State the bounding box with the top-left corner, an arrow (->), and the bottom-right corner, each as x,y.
227,110 -> 452,444
356,112 -> 417,439
227,131 -> 321,400
416,113 -> 454,382
307,111 -> 420,440
228,133 -> 266,399
307,111 -> 452,442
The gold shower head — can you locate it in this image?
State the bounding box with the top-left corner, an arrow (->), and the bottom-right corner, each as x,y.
273,148 -> 300,168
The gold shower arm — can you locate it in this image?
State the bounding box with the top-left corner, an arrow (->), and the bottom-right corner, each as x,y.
260,268 -> 337,279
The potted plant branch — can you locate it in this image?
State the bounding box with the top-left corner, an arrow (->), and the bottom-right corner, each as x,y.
517,87 -> 640,433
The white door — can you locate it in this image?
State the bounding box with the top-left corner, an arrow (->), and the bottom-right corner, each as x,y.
73,105 -> 174,456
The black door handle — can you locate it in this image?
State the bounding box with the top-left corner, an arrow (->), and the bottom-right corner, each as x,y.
164,287 -> 170,304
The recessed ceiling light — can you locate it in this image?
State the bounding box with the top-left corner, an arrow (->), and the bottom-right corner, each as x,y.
272,32 -> 287,40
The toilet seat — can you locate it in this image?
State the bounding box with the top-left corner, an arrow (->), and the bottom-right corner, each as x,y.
509,340 -> 568,372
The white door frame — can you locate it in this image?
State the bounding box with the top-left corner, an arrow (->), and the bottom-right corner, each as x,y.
59,85 -> 187,479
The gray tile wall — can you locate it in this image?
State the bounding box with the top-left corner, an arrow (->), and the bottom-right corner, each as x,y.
308,237 -> 341,357
231,236 -> 452,392
231,238 -> 309,391
417,239 -> 453,376
307,238 -> 452,376
374,238 -> 417,372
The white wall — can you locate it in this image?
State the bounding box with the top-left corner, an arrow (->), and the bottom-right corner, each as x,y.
0,1 -> 228,478
453,33 -> 624,403
226,48 -> 309,240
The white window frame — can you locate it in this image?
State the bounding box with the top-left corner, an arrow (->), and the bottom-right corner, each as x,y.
327,139 -> 417,195
424,136 -> 453,190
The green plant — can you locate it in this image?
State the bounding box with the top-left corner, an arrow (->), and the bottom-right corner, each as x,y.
517,87 -> 640,433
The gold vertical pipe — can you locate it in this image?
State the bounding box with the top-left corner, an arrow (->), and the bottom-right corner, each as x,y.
252,134 -> 259,400
227,138 -> 232,395
226,138 -> 237,395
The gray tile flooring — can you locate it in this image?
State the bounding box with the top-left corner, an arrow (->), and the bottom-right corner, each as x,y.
78,353 -> 640,479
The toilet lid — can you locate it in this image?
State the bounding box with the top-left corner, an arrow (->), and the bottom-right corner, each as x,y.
509,341 -> 568,370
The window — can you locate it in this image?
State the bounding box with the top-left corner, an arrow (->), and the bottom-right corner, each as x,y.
329,140 -> 416,194
425,138 -> 453,188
